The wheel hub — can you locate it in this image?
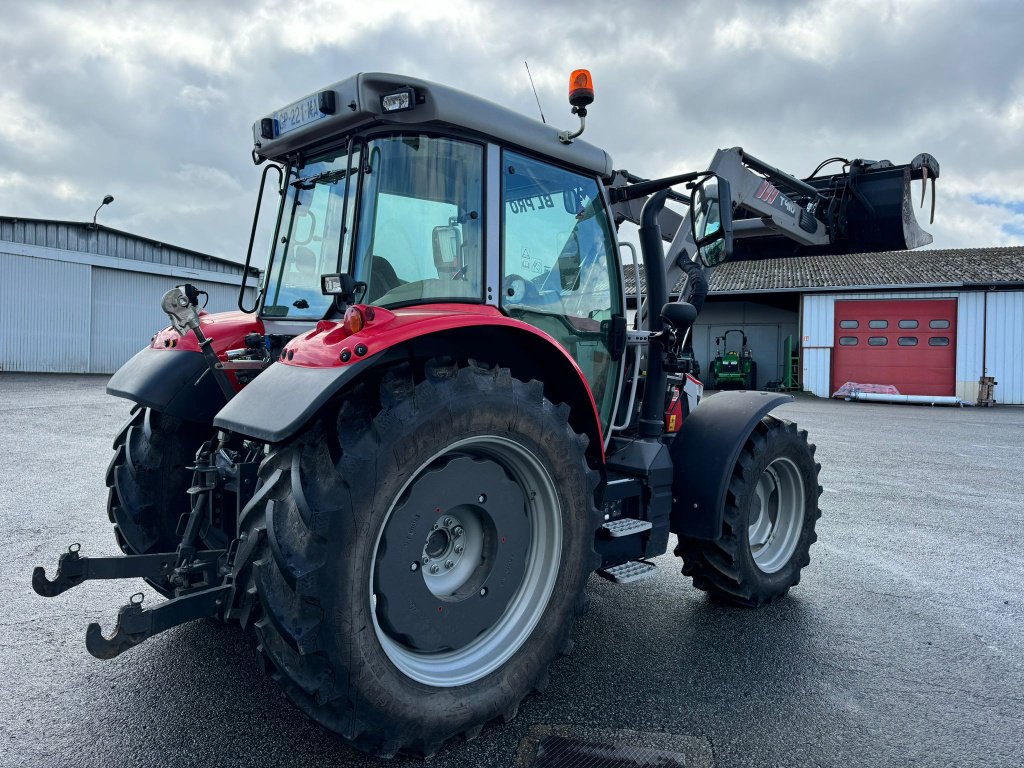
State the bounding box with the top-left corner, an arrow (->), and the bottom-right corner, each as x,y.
374,455 -> 530,653
747,457 -> 804,573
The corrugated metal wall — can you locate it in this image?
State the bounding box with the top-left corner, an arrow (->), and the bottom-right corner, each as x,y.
985,291 -> 1024,404
955,292 -> 985,402
2,232 -> 256,374
800,294 -> 835,397
801,289 -> 1022,404
89,267 -> 248,373
0,252 -> 91,372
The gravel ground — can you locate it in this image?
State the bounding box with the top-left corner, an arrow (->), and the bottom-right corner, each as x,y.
1,373 -> 1021,767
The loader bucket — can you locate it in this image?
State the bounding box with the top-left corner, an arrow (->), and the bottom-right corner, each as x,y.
816,152 -> 939,253
730,152 -> 939,259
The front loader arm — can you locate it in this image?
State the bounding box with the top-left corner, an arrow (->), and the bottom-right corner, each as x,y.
610,146 -> 940,311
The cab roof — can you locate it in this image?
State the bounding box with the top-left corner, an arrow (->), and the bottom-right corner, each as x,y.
252,72 -> 614,178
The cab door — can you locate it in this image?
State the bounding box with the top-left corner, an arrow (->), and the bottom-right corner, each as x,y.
499,150 -> 625,431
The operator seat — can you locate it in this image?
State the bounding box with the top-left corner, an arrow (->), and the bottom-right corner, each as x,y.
367,255 -> 406,303
290,246 -> 318,283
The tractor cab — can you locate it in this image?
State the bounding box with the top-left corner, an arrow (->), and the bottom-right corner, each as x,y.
245,73 -> 625,428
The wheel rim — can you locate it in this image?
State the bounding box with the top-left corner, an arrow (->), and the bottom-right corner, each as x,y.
747,456 -> 804,573
370,435 -> 562,687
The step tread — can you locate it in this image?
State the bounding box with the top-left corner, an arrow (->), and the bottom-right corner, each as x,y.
597,560 -> 658,584
601,517 -> 654,538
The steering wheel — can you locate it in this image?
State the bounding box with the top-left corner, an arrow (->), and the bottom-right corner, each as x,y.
502,274 -> 541,305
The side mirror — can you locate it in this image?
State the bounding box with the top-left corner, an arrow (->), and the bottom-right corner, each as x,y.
432,225 -> 463,276
557,234 -> 582,291
690,175 -> 734,267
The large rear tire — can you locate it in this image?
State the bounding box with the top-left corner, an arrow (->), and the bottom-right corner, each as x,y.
240,361 -> 600,757
675,416 -> 821,607
106,407 -> 208,595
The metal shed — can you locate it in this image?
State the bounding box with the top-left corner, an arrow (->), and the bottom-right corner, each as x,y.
627,246 -> 1024,404
0,216 -> 259,374
707,247 -> 1024,404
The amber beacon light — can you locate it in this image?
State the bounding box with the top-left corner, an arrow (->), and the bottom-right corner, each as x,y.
568,69 -> 594,108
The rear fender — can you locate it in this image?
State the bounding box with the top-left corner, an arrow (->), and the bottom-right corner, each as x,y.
213,305 -> 605,459
670,390 -> 793,539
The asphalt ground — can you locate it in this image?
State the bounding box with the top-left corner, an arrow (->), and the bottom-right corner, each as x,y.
1,373 -> 1021,767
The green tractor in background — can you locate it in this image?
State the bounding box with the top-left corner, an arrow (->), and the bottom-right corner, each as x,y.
709,330 -> 757,390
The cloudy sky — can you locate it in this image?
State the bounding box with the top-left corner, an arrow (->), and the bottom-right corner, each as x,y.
1,0 -> 1021,265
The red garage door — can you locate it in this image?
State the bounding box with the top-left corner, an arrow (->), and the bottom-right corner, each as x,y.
832,299 -> 957,396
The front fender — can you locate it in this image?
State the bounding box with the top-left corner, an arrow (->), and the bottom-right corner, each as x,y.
214,304 -> 604,451
107,347 -> 226,423
107,310 -> 263,423
670,390 -> 794,539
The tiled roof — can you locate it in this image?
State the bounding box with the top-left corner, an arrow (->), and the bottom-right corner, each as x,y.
624,246 -> 1024,296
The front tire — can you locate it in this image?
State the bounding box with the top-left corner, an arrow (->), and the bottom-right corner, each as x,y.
242,361 -> 600,756
106,407 -> 208,595
675,416 -> 821,607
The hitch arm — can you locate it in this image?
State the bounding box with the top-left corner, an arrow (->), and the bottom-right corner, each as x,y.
32,545 -> 176,597
32,544 -> 224,597
85,585 -> 231,659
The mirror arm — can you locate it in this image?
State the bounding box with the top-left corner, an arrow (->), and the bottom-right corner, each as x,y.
610,171 -> 707,204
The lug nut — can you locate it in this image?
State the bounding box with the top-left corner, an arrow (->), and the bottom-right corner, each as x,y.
454,544 -> 464,554
410,562 -> 419,572
445,560 -> 454,569
432,522 -> 439,531
443,517 -> 453,527
452,526 -> 464,538
422,556 -> 430,564
430,564 -> 440,574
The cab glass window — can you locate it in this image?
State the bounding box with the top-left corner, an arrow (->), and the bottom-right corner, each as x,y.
500,151 -> 622,425
355,135 -> 484,307
263,146 -> 359,318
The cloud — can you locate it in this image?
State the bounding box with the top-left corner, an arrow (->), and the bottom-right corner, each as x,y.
0,0 -> 1020,263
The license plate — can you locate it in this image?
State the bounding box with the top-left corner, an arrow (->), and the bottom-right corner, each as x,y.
273,95 -> 327,137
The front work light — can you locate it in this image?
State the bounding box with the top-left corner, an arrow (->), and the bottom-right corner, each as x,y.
381,87 -> 415,113
321,273 -> 366,311
321,274 -> 346,295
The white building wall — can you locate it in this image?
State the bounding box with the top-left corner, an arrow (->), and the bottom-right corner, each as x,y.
89,267 -> 248,373
985,291 -> 1024,404
2,246 -> 255,374
0,252 -> 92,372
955,292 -> 985,403
799,290 -> 999,402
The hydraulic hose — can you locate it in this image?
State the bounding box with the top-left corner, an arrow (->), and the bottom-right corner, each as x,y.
677,255 -> 708,315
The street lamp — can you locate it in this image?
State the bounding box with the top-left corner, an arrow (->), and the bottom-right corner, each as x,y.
91,194 -> 114,228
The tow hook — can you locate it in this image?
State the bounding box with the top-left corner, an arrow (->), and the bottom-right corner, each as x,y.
32,544 -> 176,598
85,585 -> 231,660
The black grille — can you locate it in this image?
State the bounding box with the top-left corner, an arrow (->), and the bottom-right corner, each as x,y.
530,734 -> 687,768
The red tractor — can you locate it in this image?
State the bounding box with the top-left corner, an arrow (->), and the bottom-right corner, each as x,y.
34,70 -> 938,756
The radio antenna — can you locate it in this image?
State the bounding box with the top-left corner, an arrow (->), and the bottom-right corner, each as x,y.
524,61 -> 546,124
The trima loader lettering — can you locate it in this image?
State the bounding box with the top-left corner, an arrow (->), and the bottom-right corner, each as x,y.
34,70 -> 939,757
